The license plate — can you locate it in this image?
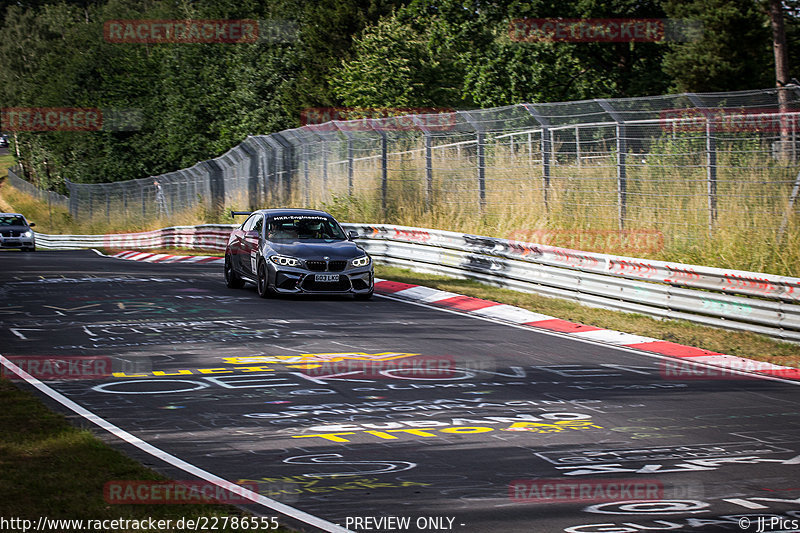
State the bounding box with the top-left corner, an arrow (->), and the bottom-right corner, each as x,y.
314,274 -> 340,283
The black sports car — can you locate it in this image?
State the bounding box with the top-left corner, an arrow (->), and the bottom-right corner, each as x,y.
224,208 -> 374,299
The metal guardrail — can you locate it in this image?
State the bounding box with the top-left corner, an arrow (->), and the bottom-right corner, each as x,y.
33,223 -> 800,342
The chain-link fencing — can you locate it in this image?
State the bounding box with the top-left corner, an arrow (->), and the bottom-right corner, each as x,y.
6,166 -> 69,211
8,87 -> 800,264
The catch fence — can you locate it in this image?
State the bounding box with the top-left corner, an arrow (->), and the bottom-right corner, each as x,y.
9,87 -> 800,247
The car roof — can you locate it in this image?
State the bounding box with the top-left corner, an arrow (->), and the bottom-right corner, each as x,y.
0,213 -> 26,218
254,208 -> 336,218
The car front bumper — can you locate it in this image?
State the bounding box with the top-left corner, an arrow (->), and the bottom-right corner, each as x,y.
0,235 -> 35,249
270,264 -> 374,295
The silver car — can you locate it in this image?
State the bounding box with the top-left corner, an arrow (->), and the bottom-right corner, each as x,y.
0,213 -> 36,251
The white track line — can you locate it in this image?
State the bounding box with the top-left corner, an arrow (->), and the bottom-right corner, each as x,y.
374,292 -> 800,387
0,354 -> 352,533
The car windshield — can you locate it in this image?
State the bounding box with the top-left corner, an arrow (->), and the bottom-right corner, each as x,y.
0,216 -> 25,226
266,215 -> 346,242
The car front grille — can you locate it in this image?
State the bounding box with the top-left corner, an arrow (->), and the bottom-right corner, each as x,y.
328,261 -> 347,272
306,261 -> 326,271
1,230 -> 22,237
305,260 -> 348,272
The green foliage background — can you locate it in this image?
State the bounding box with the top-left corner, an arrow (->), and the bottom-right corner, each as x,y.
0,0 -> 796,191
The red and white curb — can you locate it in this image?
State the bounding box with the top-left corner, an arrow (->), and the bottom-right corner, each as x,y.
105,250 -> 799,382
111,250 -> 224,264
373,279 -> 800,382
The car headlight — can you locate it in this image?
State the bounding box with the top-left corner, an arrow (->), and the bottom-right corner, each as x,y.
270,255 -> 302,267
23,231 -> 33,238
351,255 -> 371,267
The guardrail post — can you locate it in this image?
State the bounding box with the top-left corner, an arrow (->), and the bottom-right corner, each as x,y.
575,125 -> 582,167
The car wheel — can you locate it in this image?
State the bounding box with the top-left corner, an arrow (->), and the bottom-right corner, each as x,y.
224,254 -> 244,289
256,261 -> 274,298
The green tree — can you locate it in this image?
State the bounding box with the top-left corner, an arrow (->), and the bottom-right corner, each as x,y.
662,0 -> 772,92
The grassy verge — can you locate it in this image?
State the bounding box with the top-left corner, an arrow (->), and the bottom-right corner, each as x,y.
375,264 -> 800,368
0,379 -> 292,532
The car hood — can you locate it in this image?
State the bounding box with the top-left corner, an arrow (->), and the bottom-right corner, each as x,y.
268,240 -> 365,260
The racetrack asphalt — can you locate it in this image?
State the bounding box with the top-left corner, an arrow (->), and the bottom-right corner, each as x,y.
2,250 -> 800,533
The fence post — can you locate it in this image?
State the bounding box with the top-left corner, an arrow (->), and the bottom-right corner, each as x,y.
596,99 -> 627,229
453,111 -> 485,212
66,179 -> 77,220
347,136 -> 354,196
380,131 -> 388,213
410,116 -> 434,210
687,93 -> 716,231
303,142 -> 310,206
778,168 -> 800,242
322,140 -> 328,198
425,133 -> 433,208
575,125 -> 581,167
706,118 -> 717,230
477,132 -> 486,210
239,141 -> 259,210
522,105 -> 552,212
205,159 -> 225,217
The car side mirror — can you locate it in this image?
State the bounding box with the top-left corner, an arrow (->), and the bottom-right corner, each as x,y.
28,223 -> 35,227
347,230 -> 359,241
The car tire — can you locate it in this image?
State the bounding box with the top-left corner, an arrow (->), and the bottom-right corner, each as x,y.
257,261 -> 273,298
224,254 -> 245,289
